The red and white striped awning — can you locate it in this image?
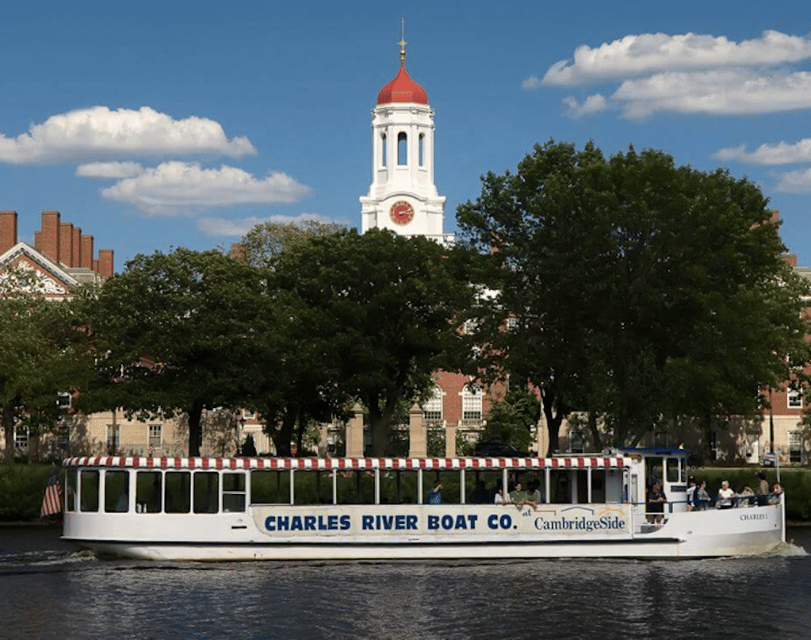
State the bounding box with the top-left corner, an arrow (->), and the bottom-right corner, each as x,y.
63,456 -> 626,471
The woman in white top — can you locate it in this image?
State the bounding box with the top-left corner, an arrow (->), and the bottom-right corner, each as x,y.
717,480 -> 735,509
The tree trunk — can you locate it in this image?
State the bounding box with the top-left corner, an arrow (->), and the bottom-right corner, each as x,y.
2,405 -> 14,464
368,399 -> 397,457
271,408 -> 296,457
187,401 -> 204,457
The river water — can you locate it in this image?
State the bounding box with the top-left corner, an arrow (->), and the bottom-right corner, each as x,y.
1,526 -> 809,640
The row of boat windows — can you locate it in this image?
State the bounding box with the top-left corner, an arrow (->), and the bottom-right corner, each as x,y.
65,467 -> 628,513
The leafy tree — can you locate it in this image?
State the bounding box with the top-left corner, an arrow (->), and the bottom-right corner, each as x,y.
0,268 -> 89,463
458,140 -> 811,455
77,248 -> 269,457
239,219 -> 346,269
476,385 -> 540,452
271,228 -> 476,456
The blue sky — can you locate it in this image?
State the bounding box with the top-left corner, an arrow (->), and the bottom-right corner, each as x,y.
2,0 -> 811,270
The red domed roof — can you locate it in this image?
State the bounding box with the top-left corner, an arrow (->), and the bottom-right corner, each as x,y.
377,64 -> 428,105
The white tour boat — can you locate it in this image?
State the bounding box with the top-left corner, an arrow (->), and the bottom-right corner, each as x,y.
61,448 -> 785,561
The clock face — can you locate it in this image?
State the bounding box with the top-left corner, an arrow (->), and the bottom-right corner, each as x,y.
389,200 -> 415,226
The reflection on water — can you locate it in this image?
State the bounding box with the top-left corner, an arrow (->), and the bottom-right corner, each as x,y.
0,527 -> 809,640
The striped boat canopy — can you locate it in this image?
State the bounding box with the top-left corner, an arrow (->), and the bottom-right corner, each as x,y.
63,456 -> 627,471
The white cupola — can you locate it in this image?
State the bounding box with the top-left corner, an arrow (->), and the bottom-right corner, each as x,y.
360,27 -> 448,242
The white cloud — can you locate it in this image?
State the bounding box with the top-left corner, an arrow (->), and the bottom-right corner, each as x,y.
99,162 -> 311,216
610,69 -> 811,118
521,75 -> 543,90
0,106 -> 256,164
542,30 -> 811,86
197,213 -> 344,237
562,94 -> 608,118
76,161 -> 145,178
714,139 -> 811,165
777,168 -> 811,192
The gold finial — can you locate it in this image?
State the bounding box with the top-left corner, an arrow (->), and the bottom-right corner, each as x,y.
398,18 -> 407,68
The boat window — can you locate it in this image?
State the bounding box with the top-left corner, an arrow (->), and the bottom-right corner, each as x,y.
80,470 -> 99,512
66,468 -> 77,512
194,472 -> 219,514
666,458 -> 681,483
590,470 -> 606,503
380,470 -> 420,504
250,470 -> 290,504
647,457 -> 664,488
165,471 -> 191,514
550,470 -> 571,503
136,471 -> 162,513
336,471 -> 375,505
223,473 -> 246,512
104,470 -> 130,513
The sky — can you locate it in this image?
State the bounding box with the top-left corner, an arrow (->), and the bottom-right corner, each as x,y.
2,0 -> 811,271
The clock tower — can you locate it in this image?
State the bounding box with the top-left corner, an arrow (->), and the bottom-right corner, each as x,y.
360,27 -> 447,241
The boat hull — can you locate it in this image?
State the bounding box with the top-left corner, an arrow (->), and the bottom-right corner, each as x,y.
64,502 -> 785,562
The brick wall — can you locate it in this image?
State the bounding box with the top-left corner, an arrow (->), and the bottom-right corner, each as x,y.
0,210 -> 17,254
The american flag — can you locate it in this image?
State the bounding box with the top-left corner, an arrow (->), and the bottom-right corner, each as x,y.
40,469 -> 62,517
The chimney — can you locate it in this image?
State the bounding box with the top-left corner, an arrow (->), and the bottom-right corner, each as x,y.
34,230 -> 42,251
72,226 -> 81,267
0,210 -> 17,254
60,222 -> 74,267
40,211 -> 61,264
230,242 -> 248,261
785,253 -> 798,268
98,249 -> 114,278
80,234 -> 94,269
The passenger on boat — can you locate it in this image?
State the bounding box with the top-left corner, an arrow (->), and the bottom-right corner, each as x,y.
757,472 -> 770,506
428,482 -> 443,505
768,482 -> 784,505
736,485 -> 754,507
494,481 -> 509,505
509,482 -> 525,505
470,480 -> 489,504
523,480 -> 542,509
695,480 -> 710,510
646,483 -> 667,524
685,477 -> 697,511
716,480 -> 735,509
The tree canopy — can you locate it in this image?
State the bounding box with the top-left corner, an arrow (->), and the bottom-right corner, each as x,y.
239,219 -> 346,269
270,228 -> 476,455
0,268 -> 89,462
458,140 -> 811,456
78,248 -> 269,456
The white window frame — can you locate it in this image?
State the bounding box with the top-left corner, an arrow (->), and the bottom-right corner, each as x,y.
788,389 -> 803,409
462,384 -> 483,422
422,386 -> 443,422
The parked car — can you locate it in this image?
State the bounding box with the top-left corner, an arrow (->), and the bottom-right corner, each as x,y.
472,443 -> 531,457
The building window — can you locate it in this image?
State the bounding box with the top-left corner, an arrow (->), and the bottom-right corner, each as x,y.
418,134 -> 424,166
381,133 -> 387,167
789,431 -> 803,464
14,426 -> 29,449
423,386 -> 443,421
462,384 -> 482,422
788,389 -> 802,409
397,132 -> 407,165
506,317 -> 518,332
148,424 -> 162,449
463,319 -> 478,335
107,424 -> 120,455
56,392 -> 71,409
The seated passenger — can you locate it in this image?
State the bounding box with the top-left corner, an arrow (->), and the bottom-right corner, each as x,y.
509,482 -> 525,505
716,480 -> 735,509
736,485 -> 754,507
494,481 -> 509,505
523,480 -> 542,508
470,480 -> 488,504
695,480 -> 710,510
428,481 -> 443,505
768,482 -> 784,505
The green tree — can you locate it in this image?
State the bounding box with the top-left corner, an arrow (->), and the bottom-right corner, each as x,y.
458,140 -> 811,455
239,219 -> 346,269
0,268 -> 90,463
477,385 -> 540,452
272,228 -> 476,456
78,248 -> 268,457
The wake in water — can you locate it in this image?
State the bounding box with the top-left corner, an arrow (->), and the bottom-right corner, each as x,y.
772,538 -> 809,556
